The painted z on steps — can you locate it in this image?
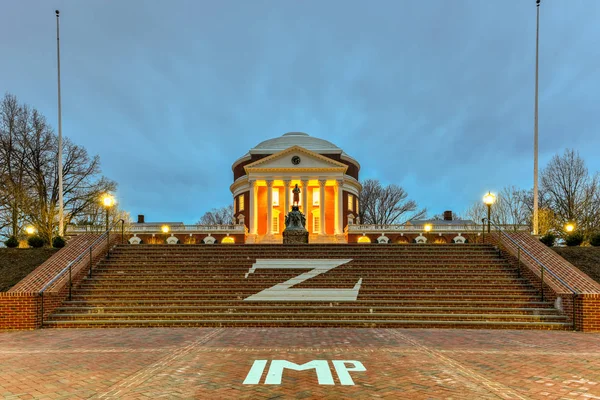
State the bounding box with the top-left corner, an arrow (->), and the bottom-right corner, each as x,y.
244,259 -> 362,301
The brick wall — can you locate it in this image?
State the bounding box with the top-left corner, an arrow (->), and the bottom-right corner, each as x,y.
488,231 -> 600,332
128,233 -> 246,245
1,233 -> 119,330
347,233 -> 481,244
0,293 -> 39,330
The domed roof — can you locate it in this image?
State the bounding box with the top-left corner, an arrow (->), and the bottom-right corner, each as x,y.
232,131 -> 359,171
251,132 -> 341,153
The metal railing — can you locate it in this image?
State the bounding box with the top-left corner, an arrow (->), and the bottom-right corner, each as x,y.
39,219 -> 125,325
483,218 -> 578,329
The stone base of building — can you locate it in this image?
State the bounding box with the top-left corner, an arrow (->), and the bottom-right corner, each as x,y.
283,229 -> 309,244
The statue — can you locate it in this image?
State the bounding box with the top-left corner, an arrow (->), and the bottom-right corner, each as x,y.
283,183 -> 308,243
292,184 -> 301,209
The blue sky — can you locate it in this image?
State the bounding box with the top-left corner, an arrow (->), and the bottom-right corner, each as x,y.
2,1 -> 599,223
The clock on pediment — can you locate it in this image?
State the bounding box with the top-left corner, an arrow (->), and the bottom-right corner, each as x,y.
291,156 -> 301,165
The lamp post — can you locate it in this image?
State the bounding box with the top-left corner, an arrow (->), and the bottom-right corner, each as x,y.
26,226 -> 35,236
565,223 -> 575,233
483,192 -> 496,233
102,194 -> 114,231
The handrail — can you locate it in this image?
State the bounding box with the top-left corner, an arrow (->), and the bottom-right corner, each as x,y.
39,219 -> 125,326
483,218 -> 578,330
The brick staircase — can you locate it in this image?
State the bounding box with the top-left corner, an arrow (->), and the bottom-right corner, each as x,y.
44,244 -> 571,329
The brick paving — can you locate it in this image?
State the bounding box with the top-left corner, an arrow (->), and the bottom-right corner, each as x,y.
1,329 -> 599,399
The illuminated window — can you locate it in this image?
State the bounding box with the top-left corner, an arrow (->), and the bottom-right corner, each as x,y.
348,194 -> 354,211
238,195 -> 244,212
222,236 -> 235,244
272,188 -> 279,206
313,188 -> 320,206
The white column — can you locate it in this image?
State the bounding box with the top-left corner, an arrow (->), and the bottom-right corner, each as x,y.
301,179 -> 308,214
335,180 -> 344,234
319,179 -> 326,235
284,180 -> 290,213
266,180 -> 273,235
249,180 -> 257,234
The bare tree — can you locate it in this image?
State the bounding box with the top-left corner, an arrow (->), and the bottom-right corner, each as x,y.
198,205 -> 234,225
0,93 -> 117,243
358,179 -> 426,224
495,186 -> 530,230
541,148 -> 600,235
69,200 -> 131,233
464,201 -> 487,225
0,94 -> 28,238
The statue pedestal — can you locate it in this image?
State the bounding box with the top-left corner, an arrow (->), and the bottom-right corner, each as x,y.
283,229 -> 309,244
283,207 -> 309,244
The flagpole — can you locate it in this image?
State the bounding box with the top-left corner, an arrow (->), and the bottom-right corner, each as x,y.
56,10 -> 64,237
532,0 -> 540,235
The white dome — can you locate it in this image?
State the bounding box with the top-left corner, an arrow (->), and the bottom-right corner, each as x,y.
251,132 -> 341,153
232,132 -> 360,172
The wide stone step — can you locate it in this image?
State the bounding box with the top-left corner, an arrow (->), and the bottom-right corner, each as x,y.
80,276 -> 528,288
43,319 -> 571,330
48,312 -> 568,323
72,287 -> 539,295
103,255 -> 502,265
80,278 -> 529,287
76,283 -> 534,291
111,245 -> 495,251
62,299 -> 555,308
106,249 -> 500,254
91,271 -> 517,278
53,305 -> 561,315
93,265 -> 515,272
69,294 -> 543,302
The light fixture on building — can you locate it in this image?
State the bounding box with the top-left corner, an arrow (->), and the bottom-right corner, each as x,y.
357,234 -> 371,243
424,224 -> 432,233
161,225 -> 170,234
483,192 -> 496,233
222,236 -> 235,244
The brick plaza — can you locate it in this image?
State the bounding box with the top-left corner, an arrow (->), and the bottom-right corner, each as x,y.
1,328 -> 600,399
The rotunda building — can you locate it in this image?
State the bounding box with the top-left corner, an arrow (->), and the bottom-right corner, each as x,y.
230,132 -> 361,243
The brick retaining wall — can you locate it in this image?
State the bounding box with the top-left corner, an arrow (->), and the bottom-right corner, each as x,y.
488,231 -> 600,332
1,234 -> 119,330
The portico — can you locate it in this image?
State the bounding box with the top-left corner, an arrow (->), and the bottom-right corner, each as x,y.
230,134 -> 361,243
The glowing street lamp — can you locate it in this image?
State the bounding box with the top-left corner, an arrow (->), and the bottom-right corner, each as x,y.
483,192 -> 496,233
161,225 -> 170,234
565,223 -> 575,233
424,224 -> 432,233
102,194 -> 115,231
26,226 -> 35,235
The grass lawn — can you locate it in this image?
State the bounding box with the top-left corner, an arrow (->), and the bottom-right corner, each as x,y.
0,248 -> 58,292
553,247 -> 600,284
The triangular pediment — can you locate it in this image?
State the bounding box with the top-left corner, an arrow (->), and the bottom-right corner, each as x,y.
244,146 -> 348,173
